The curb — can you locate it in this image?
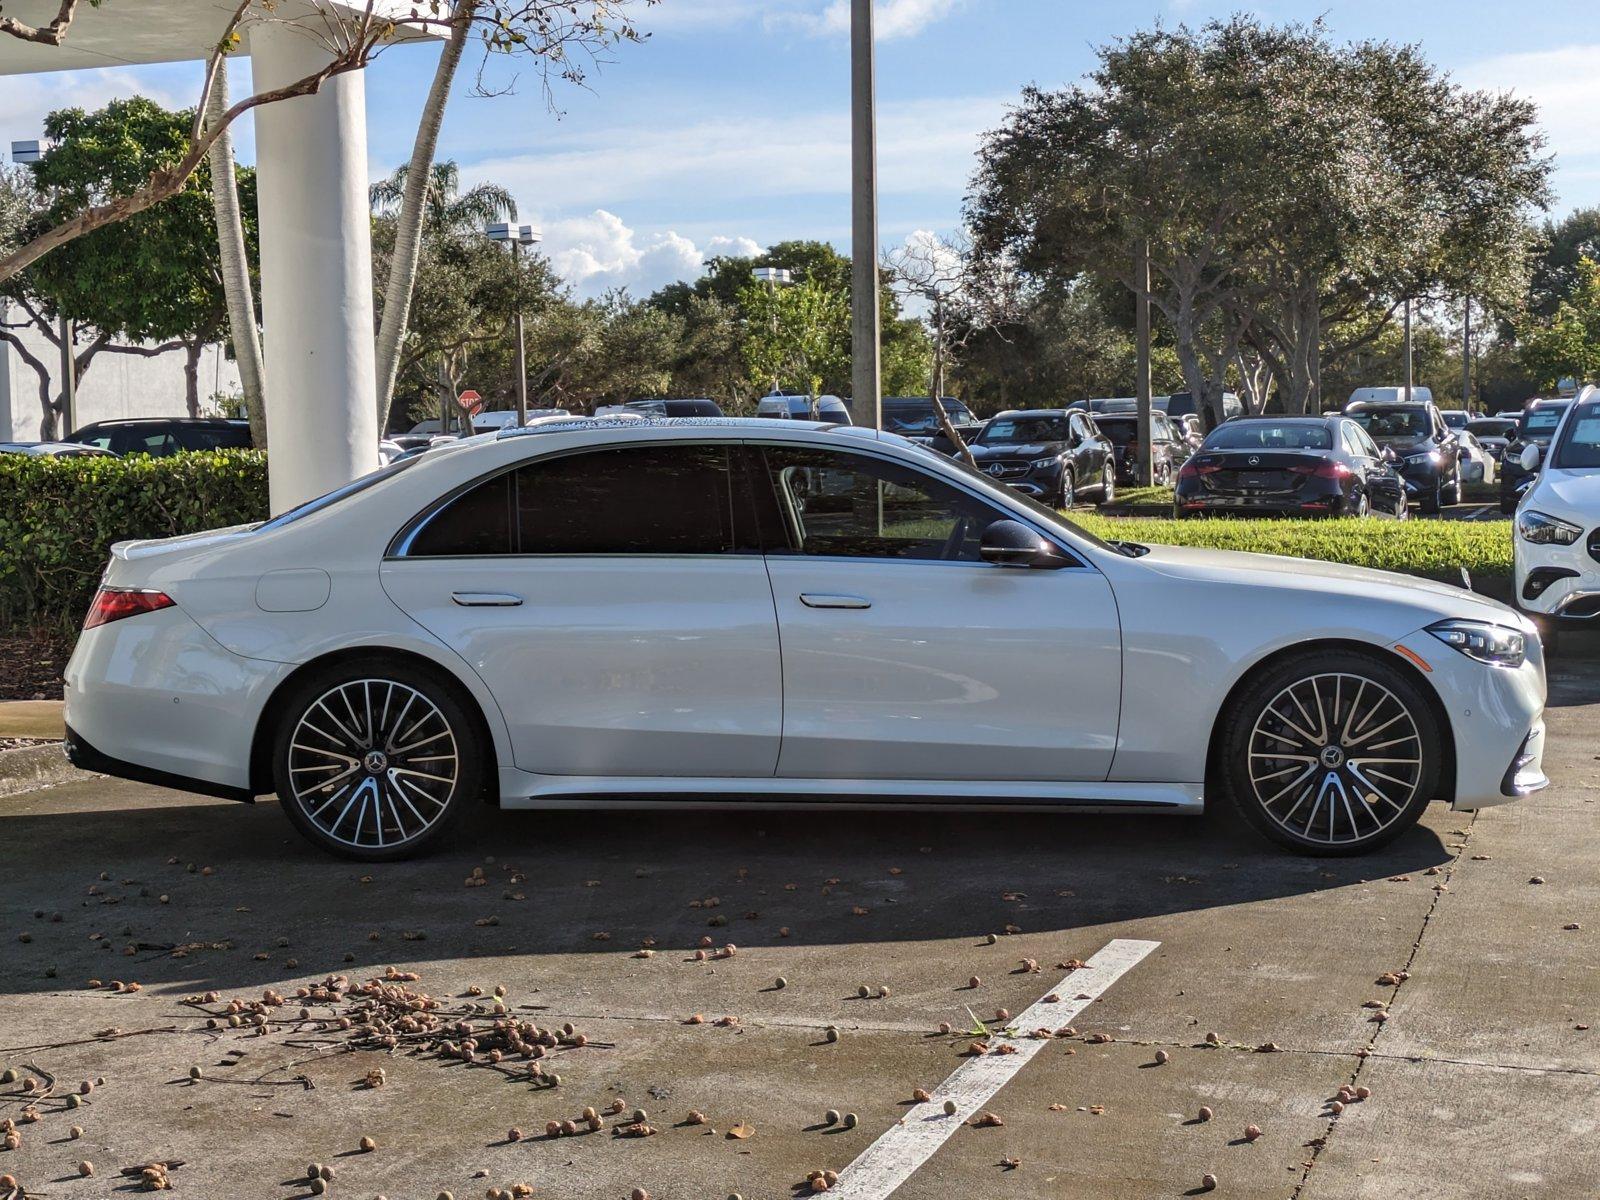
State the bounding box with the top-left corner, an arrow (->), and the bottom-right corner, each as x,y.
0,742 -> 93,798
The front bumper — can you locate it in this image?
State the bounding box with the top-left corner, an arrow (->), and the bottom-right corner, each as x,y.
1513,528 -> 1600,619
1391,623 -> 1547,810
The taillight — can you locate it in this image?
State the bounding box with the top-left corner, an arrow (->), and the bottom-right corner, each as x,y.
84,587 -> 175,629
1178,458 -> 1222,480
1290,461 -> 1350,480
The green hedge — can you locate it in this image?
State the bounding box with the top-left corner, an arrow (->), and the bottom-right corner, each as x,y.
0,451 -> 268,633
1072,512 -> 1513,581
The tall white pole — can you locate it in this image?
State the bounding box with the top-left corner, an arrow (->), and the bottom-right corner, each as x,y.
251,22 -> 378,513
851,0 -> 881,430
1403,298 -> 1413,404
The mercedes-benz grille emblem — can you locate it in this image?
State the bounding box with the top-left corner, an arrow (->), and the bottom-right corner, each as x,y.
1248,456 -> 1261,466
987,463 -> 1005,476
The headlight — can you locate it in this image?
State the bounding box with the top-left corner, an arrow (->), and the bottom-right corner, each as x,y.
1516,509 -> 1581,545
1404,451 -> 1443,466
1030,456 -> 1062,471
1427,619 -> 1525,668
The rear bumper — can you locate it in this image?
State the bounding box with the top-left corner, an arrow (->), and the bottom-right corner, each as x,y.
1174,487 -> 1347,516
64,723 -> 254,803
63,604 -> 287,795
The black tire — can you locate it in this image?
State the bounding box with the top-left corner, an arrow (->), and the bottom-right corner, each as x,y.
1419,478 -> 1442,515
1219,649 -> 1442,856
1350,489 -> 1370,519
1499,490 -> 1517,516
1444,464 -> 1462,506
271,657 -> 486,861
1057,471 -> 1076,511
1095,462 -> 1117,507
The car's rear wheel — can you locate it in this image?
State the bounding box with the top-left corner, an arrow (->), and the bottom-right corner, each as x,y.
271,659 -> 484,860
1220,650 -> 1441,855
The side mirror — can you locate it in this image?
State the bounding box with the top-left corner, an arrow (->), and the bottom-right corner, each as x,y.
1518,443 -> 1541,473
1380,445 -> 1398,464
979,520 -> 1065,569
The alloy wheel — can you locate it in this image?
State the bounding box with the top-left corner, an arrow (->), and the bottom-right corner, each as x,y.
286,679 -> 461,851
1246,672 -> 1423,847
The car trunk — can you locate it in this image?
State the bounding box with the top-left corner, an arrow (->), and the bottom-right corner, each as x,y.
1193,450 -> 1323,495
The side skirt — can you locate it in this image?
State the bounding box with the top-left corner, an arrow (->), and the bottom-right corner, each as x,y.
495,770 -> 1204,814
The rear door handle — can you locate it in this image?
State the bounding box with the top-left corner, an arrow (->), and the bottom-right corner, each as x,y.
800,593 -> 871,610
451,591 -> 523,607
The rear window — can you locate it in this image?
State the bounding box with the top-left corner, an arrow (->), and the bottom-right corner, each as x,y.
1522,406 -> 1568,440
1096,420 -> 1136,445
175,424 -> 252,451
1467,419 -> 1514,437
260,457 -> 418,531
1204,422 -> 1333,451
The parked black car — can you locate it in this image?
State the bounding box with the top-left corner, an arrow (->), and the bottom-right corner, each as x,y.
1094,411 -> 1185,485
1499,398 -> 1572,514
1174,415 -> 1406,519
1343,401 -> 1461,514
967,409 -> 1116,508
63,417 -> 253,457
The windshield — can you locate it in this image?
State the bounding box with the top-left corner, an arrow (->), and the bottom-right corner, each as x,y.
976,415 -> 1072,445
1204,422 -> 1333,451
1467,419 -> 1514,438
1521,405 -> 1569,443
1347,408 -> 1429,439
1551,401 -> 1600,470
882,404 -> 942,434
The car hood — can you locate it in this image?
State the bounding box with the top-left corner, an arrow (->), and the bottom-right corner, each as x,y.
1527,467 -> 1600,514
1125,542 -> 1528,629
969,441 -> 1068,459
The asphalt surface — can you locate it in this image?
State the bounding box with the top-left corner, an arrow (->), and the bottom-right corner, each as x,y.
2,637 -> 1598,1200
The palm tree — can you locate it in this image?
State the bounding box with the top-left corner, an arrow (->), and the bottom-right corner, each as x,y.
369,160 -> 514,238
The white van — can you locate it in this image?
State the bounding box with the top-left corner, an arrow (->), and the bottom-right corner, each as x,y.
1349,386 -> 1433,406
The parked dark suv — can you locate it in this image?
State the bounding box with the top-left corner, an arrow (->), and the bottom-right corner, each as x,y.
967,409 -> 1116,507
1498,398 -> 1572,514
1094,411 -> 1185,485
64,417 -> 253,457
1343,400 -> 1461,513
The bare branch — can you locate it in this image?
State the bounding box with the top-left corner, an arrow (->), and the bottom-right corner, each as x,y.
0,0 -> 79,46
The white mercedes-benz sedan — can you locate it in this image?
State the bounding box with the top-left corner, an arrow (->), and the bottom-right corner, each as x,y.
64,417 -> 1548,861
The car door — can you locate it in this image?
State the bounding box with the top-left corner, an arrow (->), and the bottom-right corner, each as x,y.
380,440 -> 783,779
1344,422 -> 1404,514
1069,413 -> 1101,490
747,442 -> 1122,782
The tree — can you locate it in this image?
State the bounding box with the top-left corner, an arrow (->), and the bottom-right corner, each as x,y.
0,2 -> 656,291
1518,256 -> 1600,390
206,56 -> 267,449
2,97 -> 258,435
740,278 -> 849,402
969,18 -> 1551,422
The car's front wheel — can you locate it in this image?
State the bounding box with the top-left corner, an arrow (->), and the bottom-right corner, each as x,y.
1095,462 -> 1117,507
1219,650 -> 1441,855
271,659 -> 484,860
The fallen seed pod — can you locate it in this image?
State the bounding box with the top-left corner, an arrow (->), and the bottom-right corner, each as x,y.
632,1189 -> 649,1200
1330,1100 -> 1345,1115
824,1109 -> 841,1126
1201,1173 -> 1218,1191
1154,1049 -> 1170,1065
775,977 -> 787,989
970,1111 -> 1004,1127
842,1113 -> 858,1129
913,1088 -> 932,1102
1197,1106 -> 1213,1122
858,985 -> 871,998
1355,1085 -> 1371,1100
878,985 -> 891,999
995,1008 -> 1010,1021
943,1099 -> 958,1115
507,1128 -> 523,1142
188,1066 -> 203,1080
69,1125 -> 84,1139
1244,1124 -> 1262,1142
968,975 -> 982,988
686,1110 -> 708,1126
1204,1031 -> 1221,1045
359,1135 -> 376,1152
824,1026 -> 840,1043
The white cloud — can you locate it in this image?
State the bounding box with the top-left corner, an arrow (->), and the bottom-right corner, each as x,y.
463,95 -> 1006,213
540,209 -> 760,296
1457,45 -> 1600,160
0,67 -> 186,157
803,0 -> 963,39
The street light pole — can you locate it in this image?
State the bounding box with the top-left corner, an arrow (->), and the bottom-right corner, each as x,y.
1403,298 -> 1414,403
1135,239 -> 1152,485
486,221 -> 541,425
850,0 -> 881,430
752,266 -> 794,398
1461,297 -> 1472,412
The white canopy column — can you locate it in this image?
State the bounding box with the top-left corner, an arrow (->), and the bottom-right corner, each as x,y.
250,21 -> 379,513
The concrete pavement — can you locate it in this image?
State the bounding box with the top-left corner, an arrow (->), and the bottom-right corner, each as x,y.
2,652 -> 1598,1199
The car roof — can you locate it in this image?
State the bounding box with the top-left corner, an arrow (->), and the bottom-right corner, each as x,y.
1344,401 -> 1430,411
496,414 -> 863,441
73,417 -> 246,428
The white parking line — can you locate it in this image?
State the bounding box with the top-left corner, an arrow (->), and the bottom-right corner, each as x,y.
827,938 -> 1160,1200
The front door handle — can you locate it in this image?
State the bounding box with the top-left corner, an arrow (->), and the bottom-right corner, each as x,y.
451,591 -> 523,607
800,593 -> 872,610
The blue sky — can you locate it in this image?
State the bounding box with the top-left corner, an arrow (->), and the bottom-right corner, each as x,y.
4,1 -> 1598,297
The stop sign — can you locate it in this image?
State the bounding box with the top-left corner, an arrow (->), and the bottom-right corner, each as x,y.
456,389 -> 483,416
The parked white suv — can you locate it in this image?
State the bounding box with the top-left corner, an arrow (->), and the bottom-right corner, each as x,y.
1514,385 -> 1600,623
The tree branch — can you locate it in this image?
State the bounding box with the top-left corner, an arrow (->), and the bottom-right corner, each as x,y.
0,0 -> 79,46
